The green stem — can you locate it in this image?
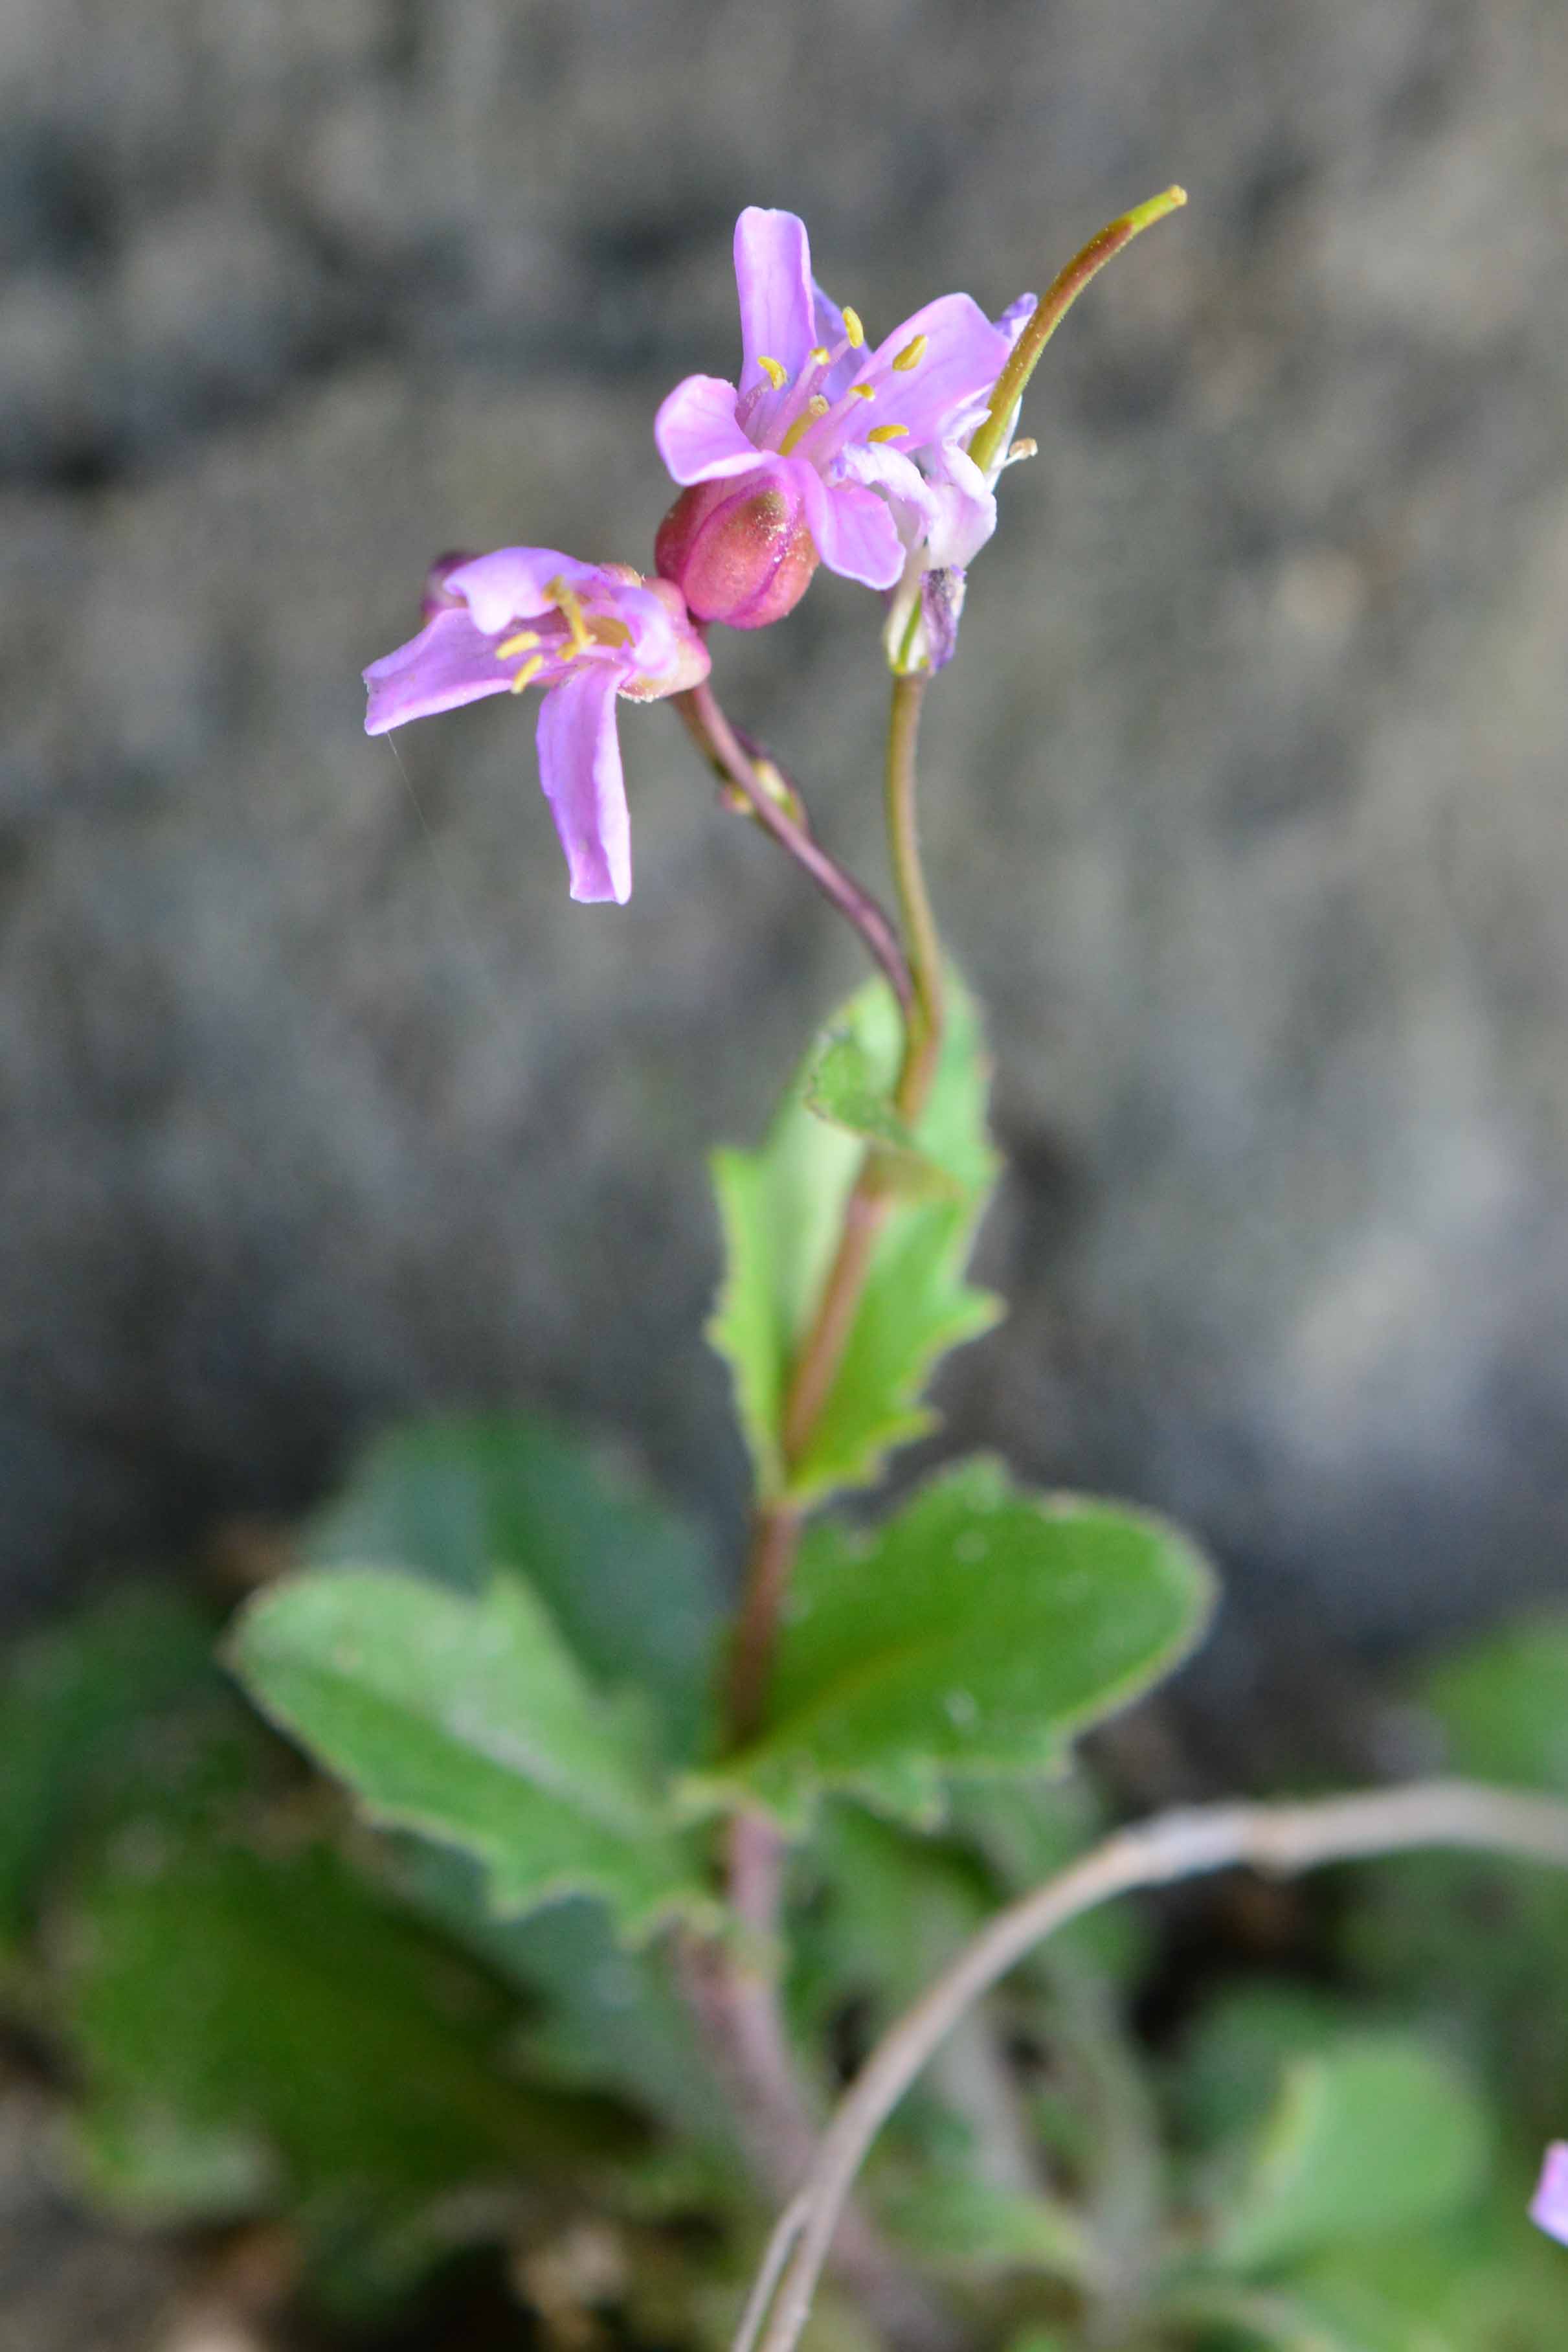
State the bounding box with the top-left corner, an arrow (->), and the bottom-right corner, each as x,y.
884,673 -> 943,1117
725,672 -> 948,1745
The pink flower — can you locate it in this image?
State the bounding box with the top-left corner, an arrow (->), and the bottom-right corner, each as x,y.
1530,2142 -> 1568,2245
653,208 -> 1014,618
363,550 -> 709,905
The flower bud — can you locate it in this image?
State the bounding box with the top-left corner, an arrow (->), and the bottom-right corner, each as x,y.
655,469 -> 818,631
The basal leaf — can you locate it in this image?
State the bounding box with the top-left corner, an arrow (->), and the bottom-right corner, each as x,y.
63,1837 -> 630,2281
686,1457 -> 1215,1831
230,1568 -> 710,1941
708,972 -> 1002,1508
1212,2037 -> 1490,2275
302,1412 -> 721,1767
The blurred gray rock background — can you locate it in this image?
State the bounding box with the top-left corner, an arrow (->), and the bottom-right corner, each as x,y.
4,0 -> 1567,1661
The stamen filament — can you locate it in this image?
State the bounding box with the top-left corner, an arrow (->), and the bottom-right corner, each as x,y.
891,333 -> 928,372
779,394 -> 831,456
548,578 -> 594,656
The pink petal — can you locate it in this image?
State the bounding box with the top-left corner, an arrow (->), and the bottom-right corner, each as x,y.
920,444 -> 998,569
796,462 -> 904,591
447,548 -> 599,636
810,280 -> 862,403
535,663 -> 632,905
862,293 -> 1013,450
734,207 -> 815,391
838,440 -> 939,550
655,375 -> 760,485
1530,2143 -> 1568,2245
363,605 -> 514,733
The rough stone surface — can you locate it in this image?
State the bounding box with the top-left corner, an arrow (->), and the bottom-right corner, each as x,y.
5,0 -> 1568,1653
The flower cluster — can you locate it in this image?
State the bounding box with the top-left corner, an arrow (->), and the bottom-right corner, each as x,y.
364,207 -> 1031,902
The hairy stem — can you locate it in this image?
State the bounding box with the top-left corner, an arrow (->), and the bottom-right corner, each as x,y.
736,1779 -> 1568,2352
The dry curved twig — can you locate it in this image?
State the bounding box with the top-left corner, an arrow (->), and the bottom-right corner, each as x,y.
734,1778 -> 1568,2352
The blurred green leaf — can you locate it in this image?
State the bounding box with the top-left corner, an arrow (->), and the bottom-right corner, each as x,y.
304,1413 -> 721,1766
1211,2037 -> 1488,2276
709,972 -> 1001,1508
803,1028 -> 958,1198
1343,1609 -> 1568,2139
947,1770 -> 1145,1984
1279,2167 -> 1568,2352
231,1568 -> 711,1940
1171,1986 -> 1370,2153
687,1458 -> 1214,1831
1419,1610 -> 1568,1791
398,1847 -> 734,2160
882,2176 -> 1096,2287
64,1836 -> 630,2283
0,1583 -> 280,1946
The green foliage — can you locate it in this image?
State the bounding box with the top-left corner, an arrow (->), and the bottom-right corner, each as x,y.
398,1846 -> 739,2164
688,1457 -> 1215,1831
303,1413 -> 721,1765
66,1837 -> 628,2278
232,1566 -> 711,1941
803,1026 -> 959,1197
0,1585 -> 262,1945
1208,2037 -> 1490,2274
709,972 -> 1002,1506
1343,1605 -> 1568,2141
0,1576 -> 645,2316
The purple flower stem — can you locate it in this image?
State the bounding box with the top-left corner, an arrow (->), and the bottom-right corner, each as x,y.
672,683 -> 914,1022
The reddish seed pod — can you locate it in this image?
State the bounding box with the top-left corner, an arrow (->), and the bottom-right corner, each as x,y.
655,470 -> 819,631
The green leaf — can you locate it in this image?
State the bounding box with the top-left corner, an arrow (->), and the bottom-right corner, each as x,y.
708,972 -> 1002,1506
0,1583 -> 285,1947
1341,1609 -> 1568,2142
63,1837 -> 630,2281
1212,2037 -> 1489,2276
1419,1609 -> 1568,1791
398,1847 -> 736,2161
686,1456 -> 1215,1831
230,1568 -> 711,1941
1281,2167 -> 1568,2352
881,2176 -> 1097,2287
803,1028 -> 958,1197
303,1413 -> 721,1767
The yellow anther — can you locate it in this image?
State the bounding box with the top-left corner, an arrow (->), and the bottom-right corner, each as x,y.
849,381 -> 875,401
866,422 -> 909,442
807,345 -> 831,367
778,394 -> 831,457
842,306 -> 865,348
1004,436 -> 1038,466
548,577 -> 594,655
757,354 -> 789,390
508,653 -> 547,694
891,333 -> 928,372
495,629 -> 541,661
